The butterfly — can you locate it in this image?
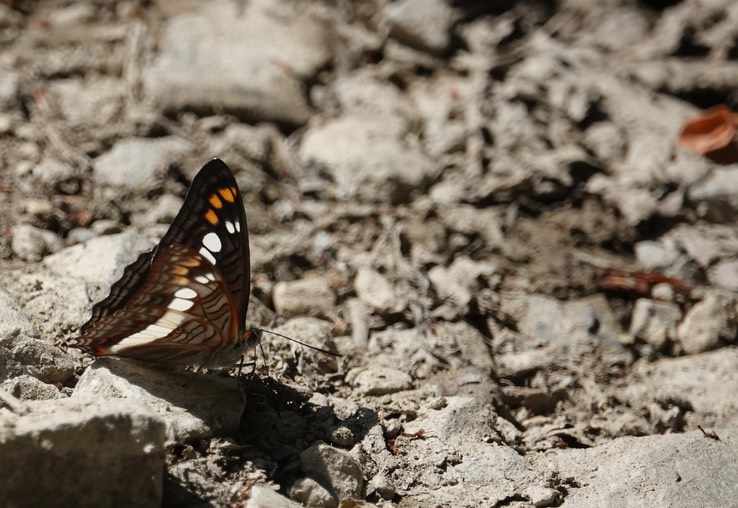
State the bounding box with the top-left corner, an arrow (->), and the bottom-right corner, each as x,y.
71,158 -> 262,368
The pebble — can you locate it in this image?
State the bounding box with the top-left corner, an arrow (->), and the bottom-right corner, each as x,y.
300,442 -> 364,500
351,367 -> 413,396
289,478 -> 337,508
93,137 -> 194,189
273,278 -> 336,317
10,224 -> 63,262
629,299 -> 682,351
677,291 -> 736,354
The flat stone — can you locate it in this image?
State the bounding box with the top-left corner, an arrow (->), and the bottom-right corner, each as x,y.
354,267 -> 399,313
539,430 -> 738,507
0,286 -> 34,339
144,0 -> 331,126
350,366 -> 412,396
629,299 -> 682,351
273,277 -> 336,317
385,0 -> 460,55
246,485 -> 303,508
299,115 -> 437,204
300,442 -> 364,500
677,291 -> 736,354
289,477 -> 337,508
93,137 -> 194,189
10,224 -> 63,262
0,374 -> 64,401
72,357 -> 245,443
0,334 -> 76,384
0,397 -> 165,508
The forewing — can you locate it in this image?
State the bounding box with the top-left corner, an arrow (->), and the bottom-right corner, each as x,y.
80,158 -> 251,333
74,244 -> 239,366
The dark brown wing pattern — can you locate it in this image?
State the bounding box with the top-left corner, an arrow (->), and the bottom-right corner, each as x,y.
73,159 -> 254,367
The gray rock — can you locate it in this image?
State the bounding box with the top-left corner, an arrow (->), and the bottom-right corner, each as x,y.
350,366 -> 412,396
0,374 -> 65,401
539,430 -> 738,507
0,68 -> 18,108
634,239 -> 680,270
629,299 -> 682,351
15,273 -> 89,342
273,278 -> 336,317
354,267 -> 399,313
44,232 -> 155,302
329,426 -> 355,448
289,477 -> 337,508
366,475 -> 396,501
0,334 -> 76,384
688,165 -> 738,221
72,358 -> 245,443
299,116 -> 437,204
93,137 -> 194,189
708,259 -> 738,291
247,485 -> 304,508
0,397 -> 165,508
428,256 -> 498,310
11,224 -> 63,262
626,347 -> 738,426
0,286 -> 34,338
677,291 -> 737,354
384,0 -> 460,55
144,0 -> 331,126
48,77 -> 124,128
300,442 -> 364,500
383,396 -> 537,505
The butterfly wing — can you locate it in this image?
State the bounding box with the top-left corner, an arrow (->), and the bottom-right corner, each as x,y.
74,244 -> 241,366
80,158 -> 251,335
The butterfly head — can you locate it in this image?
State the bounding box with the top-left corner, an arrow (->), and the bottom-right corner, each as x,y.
241,327 -> 263,348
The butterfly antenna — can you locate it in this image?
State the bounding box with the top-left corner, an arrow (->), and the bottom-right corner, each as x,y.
259,329 -> 343,357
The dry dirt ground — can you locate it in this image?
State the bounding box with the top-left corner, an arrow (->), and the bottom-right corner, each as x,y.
3,0 -> 738,507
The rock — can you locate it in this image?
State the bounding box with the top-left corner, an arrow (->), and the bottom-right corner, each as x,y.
524,485 -> 561,507
366,475 -> 396,501
634,239 -> 680,270
384,397 -> 537,504
144,0 -> 331,126
349,366 -> 412,396
11,224 -> 63,262
677,291 -> 737,354
44,232 -> 155,302
428,256 -> 498,310
299,116 -> 437,204
273,278 -> 336,317
268,317 -> 339,374
15,273 -> 89,341
0,374 -> 65,401
0,397 -> 165,508
289,478 -> 337,508
0,334 -> 76,384
708,259 -> 738,291
539,430 -> 738,507
626,347 -> 738,426
48,77 -> 124,129
71,358 -> 245,443
247,485 -> 304,508
629,299 -> 682,351
354,267 -> 399,313
0,68 -> 18,108
384,0 -> 460,55
93,137 -> 194,189
0,286 -> 35,338
329,426 -> 354,447
300,442 -> 364,500
688,165 -> 738,221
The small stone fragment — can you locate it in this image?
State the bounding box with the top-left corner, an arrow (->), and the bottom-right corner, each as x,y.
300,442 -> 364,500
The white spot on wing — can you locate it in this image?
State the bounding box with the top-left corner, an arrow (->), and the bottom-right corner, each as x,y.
169,297 -> 194,311
203,232 -> 222,252
199,247 -> 216,265
108,310 -> 187,352
225,221 -> 235,234
174,287 -> 197,300
235,220 -> 241,232
195,275 -> 209,284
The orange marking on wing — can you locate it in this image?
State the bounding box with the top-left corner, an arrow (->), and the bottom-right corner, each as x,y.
205,209 -> 219,224
218,187 -> 235,202
209,194 -> 223,208
171,266 -> 190,276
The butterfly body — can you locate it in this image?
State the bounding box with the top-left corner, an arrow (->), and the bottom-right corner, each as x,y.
72,158 -> 261,368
